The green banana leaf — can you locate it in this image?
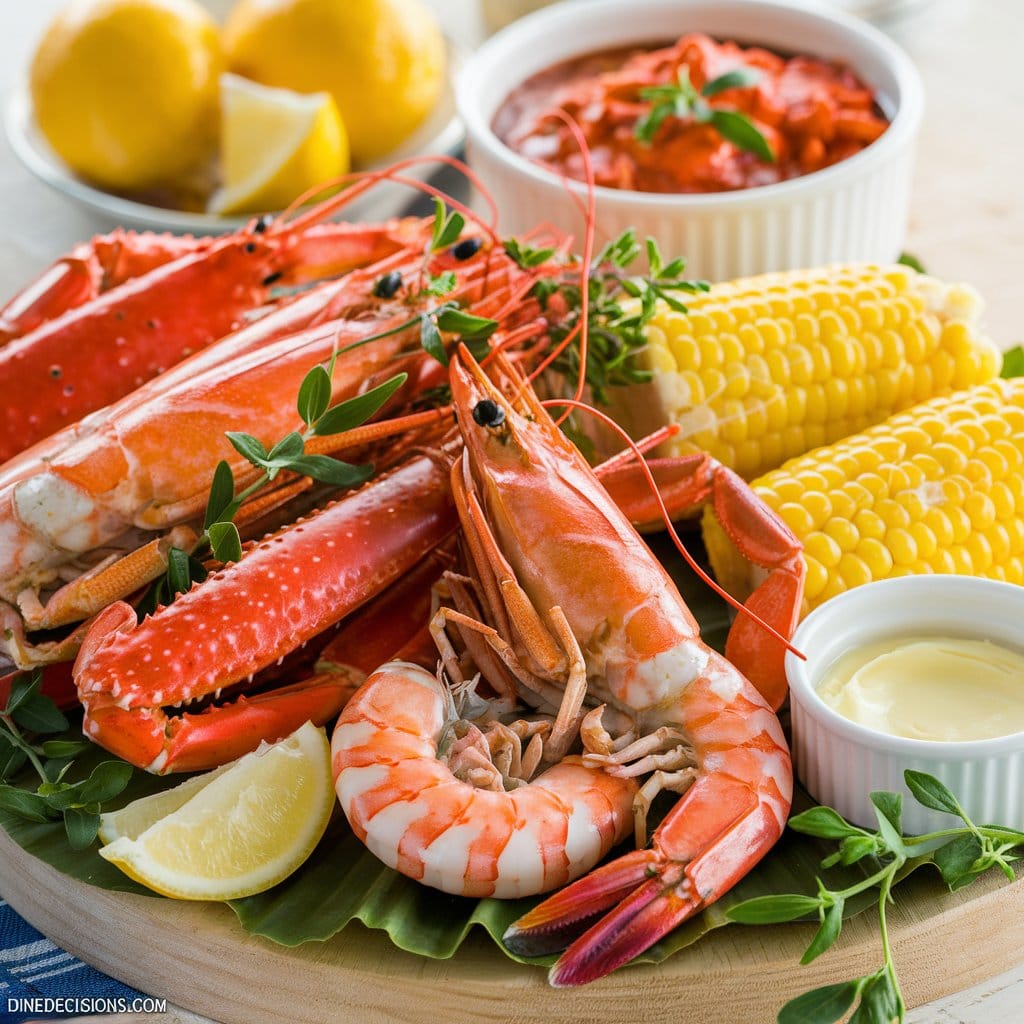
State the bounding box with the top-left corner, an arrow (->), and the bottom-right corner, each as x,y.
0,531 -> 967,968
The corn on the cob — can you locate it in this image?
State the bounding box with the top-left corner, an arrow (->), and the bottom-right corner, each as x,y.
703,378 -> 1024,615
600,264 -> 1001,479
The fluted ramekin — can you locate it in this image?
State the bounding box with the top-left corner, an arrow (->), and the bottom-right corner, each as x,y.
787,576 -> 1024,835
457,0 -> 924,280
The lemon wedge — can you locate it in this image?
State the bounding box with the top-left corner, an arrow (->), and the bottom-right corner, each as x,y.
209,73 -> 348,216
98,722 -> 334,900
98,761 -> 234,845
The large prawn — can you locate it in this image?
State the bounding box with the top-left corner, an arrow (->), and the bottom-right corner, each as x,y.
331,346 -> 803,983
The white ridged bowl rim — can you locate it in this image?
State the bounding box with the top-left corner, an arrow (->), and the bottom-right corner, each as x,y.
786,575 -> 1024,758
457,0 -> 924,209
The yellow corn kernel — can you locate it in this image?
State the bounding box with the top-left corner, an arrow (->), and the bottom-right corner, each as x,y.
838,552 -> 873,588
600,264 -> 1000,481
702,379 -> 1024,616
824,517 -> 860,552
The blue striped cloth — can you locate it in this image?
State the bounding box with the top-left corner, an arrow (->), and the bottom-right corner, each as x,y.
1,898 -> 146,1023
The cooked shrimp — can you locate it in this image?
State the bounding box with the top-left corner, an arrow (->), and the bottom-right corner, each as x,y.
331,661 -> 637,899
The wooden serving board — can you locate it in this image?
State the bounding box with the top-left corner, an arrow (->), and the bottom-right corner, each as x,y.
2,826 -> 1021,1024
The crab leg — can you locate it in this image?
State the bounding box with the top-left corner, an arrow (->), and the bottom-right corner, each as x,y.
73,453 -> 458,773
0,230 -> 210,345
0,236 -> 535,669
0,218 -> 430,464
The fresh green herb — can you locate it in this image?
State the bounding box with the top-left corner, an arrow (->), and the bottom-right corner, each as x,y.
206,364 -> 407,560
727,770 -> 1024,1023
504,238 -> 557,270
896,252 -> 927,274
429,197 -> 466,251
423,269 -> 457,297
528,229 -> 708,403
634,64 -> 773,162
0,670 -> 131,849
1000,344 -> 1024,379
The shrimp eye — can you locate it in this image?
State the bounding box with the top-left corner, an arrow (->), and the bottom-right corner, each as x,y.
372,271 -> 403,298
451,237 -> 482,261
472,399 -> 505,428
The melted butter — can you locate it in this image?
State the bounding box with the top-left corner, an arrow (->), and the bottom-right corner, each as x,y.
817,636 -> 1024,741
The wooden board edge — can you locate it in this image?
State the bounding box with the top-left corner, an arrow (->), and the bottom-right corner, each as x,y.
3,826 -> 1022,1024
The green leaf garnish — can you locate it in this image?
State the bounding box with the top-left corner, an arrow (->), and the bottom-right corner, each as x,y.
297,364 -> 332,428
204,460 -> 239,530
420,314 -> 447,366
6,673 -> 39,715
1000,345 -> 1024,379
778,981 -> 859,1024
64,806 -> 101,850
0,784 -> 52,822
80,761 -> 134,805
226,431 -> 268,466
896,252 -> 927,273
0,670 -> 133,841
529,230 -> 708,404
279,456 -> 373,489
800,897 -> 844,965
313,373 -> 408,437
723,893 -> 822,924
504,238 -> 556,269
430,198 -> 465,251
709,108 -> 775,162
634,62 -> 772,161
208,521 -> 243,564
701,66 -> 762,97
933,834 -> 985,890
39,739 -> 92,759
423,269 -> 457,297
435,306 -> 498,342
11,695 -> 69,734
902,770 -> 964,819
789,805 -> 869,840
729,771 -> 1024,1022
165,546 -> 193,599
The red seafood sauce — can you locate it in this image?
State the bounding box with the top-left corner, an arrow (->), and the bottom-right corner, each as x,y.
493,34 -> 890,194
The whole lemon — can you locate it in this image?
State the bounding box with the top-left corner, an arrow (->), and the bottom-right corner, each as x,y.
223,0 -> 446,166
30,0 -> 222,192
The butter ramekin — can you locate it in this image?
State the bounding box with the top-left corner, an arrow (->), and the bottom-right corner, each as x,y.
457,0 -> 924,280
787,576 -> 1024,835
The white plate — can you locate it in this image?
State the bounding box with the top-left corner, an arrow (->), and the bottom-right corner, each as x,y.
4,53 -> 466,233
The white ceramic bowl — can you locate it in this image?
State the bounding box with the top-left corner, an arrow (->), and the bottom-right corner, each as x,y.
787,576 -> 1024,834
457,0 -> 924,280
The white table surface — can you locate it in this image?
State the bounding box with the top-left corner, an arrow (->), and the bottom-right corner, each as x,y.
0,1 -> 1021,1022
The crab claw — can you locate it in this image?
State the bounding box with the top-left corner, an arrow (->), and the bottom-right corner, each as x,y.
72,455 -> 458,773
504,766 -> 788,986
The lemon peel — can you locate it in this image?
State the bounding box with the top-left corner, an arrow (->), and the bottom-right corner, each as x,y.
98,722 -> 333,901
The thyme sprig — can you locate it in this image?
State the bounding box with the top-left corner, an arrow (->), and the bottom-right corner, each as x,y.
635,64 -> 774,162
516,229 -> 708,404
0,671 -> 131,849
727,771 -> 1024,1023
